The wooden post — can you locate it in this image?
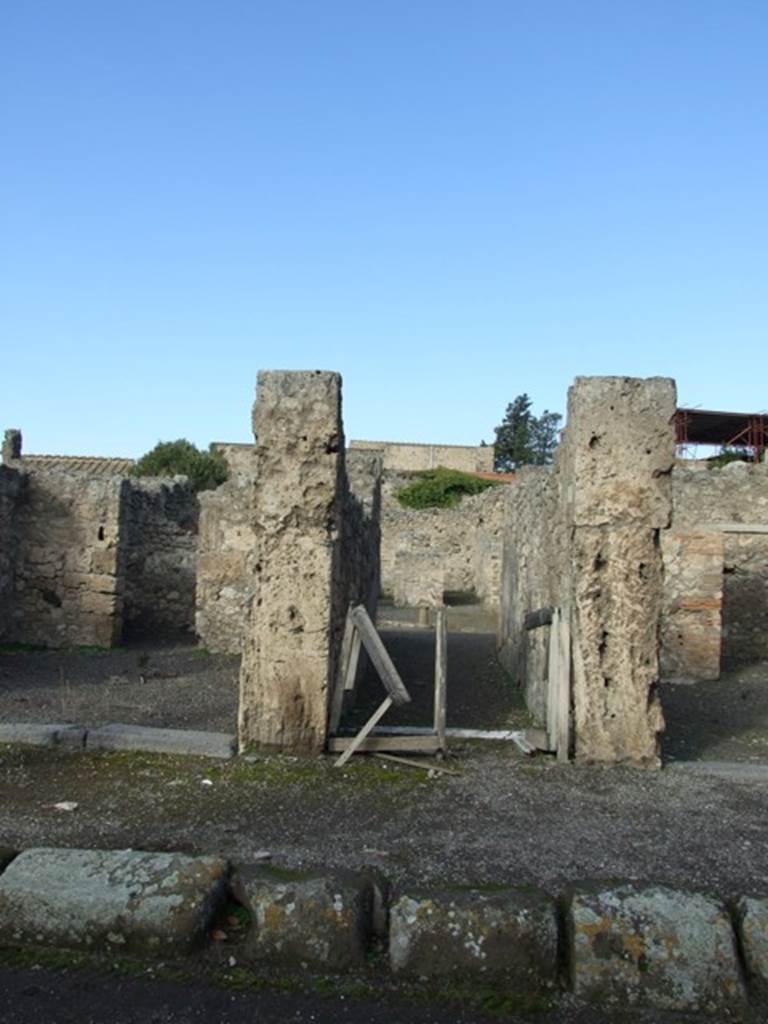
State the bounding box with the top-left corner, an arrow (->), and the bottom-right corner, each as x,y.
334,697 -> 394,768
434,607 -> 447,751
556,609 -> 571,763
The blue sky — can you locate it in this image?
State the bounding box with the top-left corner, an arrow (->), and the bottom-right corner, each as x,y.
2,1 -> 766,457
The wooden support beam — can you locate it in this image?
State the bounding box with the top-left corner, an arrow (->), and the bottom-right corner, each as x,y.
329,608 -> 355,735
334,696 -> 394,767
350,605 -> 411,705
328,734 -> 442,754
434,607 -> 447,751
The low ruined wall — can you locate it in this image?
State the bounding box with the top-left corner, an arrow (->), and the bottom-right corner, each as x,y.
2,470 -> 124,647
349,440 -> 494,474
196,473 -> 257,654
0,465 -> 24,634
669,461 -> 768,670
498,466 -> 563,723
381,480 -> 506,606
120,479 -> 199,639
498,377 -> 676,765
342,449 -> 382,615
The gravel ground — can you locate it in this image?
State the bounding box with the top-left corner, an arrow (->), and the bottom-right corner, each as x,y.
2,624 -> 768,900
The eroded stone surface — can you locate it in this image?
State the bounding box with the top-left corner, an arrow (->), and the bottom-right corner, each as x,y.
389,887 -> 558,988
737,895 -> 768,993
234,866 -> 371,969
661,531 -> 724,682
0,848 -> 228,952
570,883 -> 744,1011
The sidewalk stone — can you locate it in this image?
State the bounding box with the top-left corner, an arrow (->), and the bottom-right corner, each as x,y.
86,723 -> 236,759
0,722 -> 86,749
569,883 -> 744,1012
737,896 -> 768,993
233,866 -> 371,969
0,848 -> 228,952
389,887 -> 558,989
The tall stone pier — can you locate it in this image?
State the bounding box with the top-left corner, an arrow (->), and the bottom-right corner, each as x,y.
562,377 -> 676,764
500,376 -> 676,765
238,371 -> 345,753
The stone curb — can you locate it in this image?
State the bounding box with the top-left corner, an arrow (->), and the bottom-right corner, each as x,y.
0,847 -> 767,1012
0,722 -> 236,759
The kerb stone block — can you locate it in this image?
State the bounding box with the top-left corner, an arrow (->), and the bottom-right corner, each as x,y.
0,848 -> 229,952
569,883 -> 744,1012
389,887 -> 558,989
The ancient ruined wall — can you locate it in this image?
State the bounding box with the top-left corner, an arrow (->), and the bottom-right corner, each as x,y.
210,443 -> 258,479
349,440 -> 494,474
120,479 -> 199,639
380,480 -> 507,605
238,371 -> 381,754
498,465 -> 564,723
670,461 -> 768,669
3,470 -> 124,647
342,449 -> 382,615
0,465 -> 24,635
499,377 -> 676,765
196,473 -> 257,654
660,531 -> 724,682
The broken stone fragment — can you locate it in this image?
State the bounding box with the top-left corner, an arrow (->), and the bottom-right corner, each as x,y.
388,886 -> 558,990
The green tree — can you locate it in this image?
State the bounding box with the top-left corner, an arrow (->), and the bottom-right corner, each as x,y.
133,439 -> 228,492
493,395 -> 561,471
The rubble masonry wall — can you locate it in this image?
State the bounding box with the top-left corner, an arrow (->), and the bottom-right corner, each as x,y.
0,470 -> 124,647
499,377 -> 676,764
669,461 -> 768,671
381,479 -> 506,606
120,479 -> 199,639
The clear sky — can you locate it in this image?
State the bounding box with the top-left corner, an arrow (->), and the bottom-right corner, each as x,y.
2,1 -> 766,457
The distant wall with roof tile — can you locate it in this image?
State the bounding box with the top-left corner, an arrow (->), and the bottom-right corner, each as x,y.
349,440 -> 494,474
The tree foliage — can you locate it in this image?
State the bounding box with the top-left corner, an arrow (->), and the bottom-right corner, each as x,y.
133,439 -> 228,492
396,467 -> 502,510
493,394 -> 562,471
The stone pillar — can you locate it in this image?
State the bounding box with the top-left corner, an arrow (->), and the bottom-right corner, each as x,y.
238,371 -> 344,753
2,429 -> 21,464
562,377 -> 676,765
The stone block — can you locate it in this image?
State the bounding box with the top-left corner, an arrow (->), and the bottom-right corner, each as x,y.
737,895 -> 768,994
0,722 -> 86,749
86,723 -> 236,759
0,848 -> 228,952
233,866 -> 371,969
389,887 -> 558,988
569,883 -> 744,1012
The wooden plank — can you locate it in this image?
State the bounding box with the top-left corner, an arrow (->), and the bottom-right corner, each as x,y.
344,631 -> 362,692
434,607 -> 447,751
328,734 -> 441,754
546,608 -> 560,751
350,605 -> 411,706
334,696 -> 394,767
556,610 -> 571,763
329,609 -> 355,734
713,522 -> 768,535
373,753 -> 460,776
524,606 -> 554,631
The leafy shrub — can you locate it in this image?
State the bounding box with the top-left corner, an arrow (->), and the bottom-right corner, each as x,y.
133,439 -> 228,492
396,467 -> 502,510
